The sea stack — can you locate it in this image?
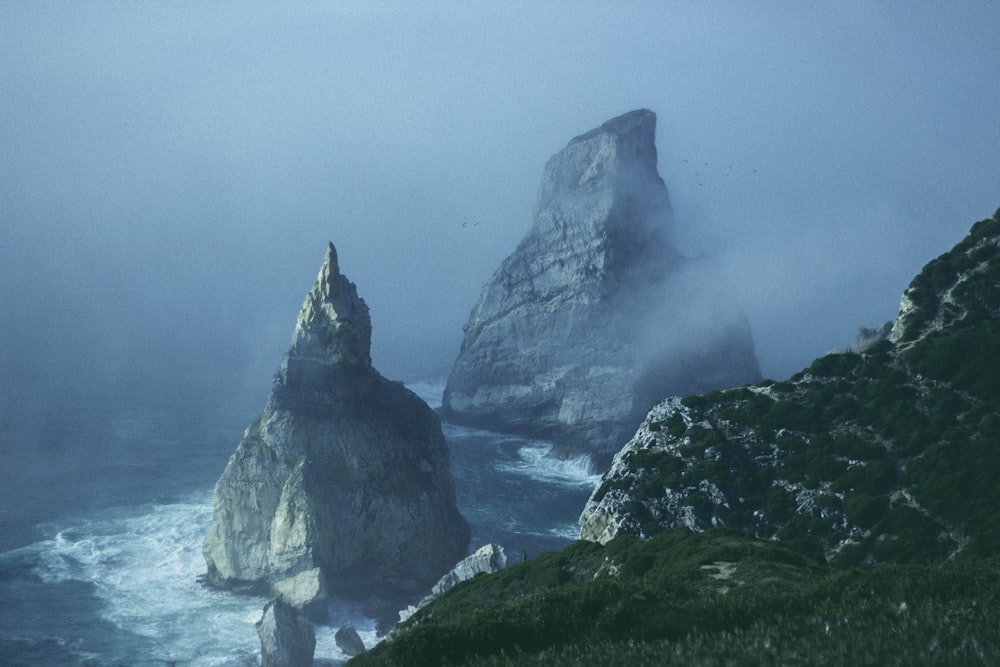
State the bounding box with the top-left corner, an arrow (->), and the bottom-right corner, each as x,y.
442,109 -> 761,465
203,243 -> 469,613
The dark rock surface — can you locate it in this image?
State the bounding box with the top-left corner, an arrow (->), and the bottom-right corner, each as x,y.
335,621 -> 366,657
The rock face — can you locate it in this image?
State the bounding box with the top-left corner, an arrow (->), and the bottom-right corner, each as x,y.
580,210 -> 1000,565
256,598 -> 315,667
398,543 -> 508,624
442,109 -> 760,465
429,543 -> 507,597
204,243 -> 469,609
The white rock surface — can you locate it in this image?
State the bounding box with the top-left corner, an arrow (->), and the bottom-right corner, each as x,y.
399,543 -> 508,624
443,109 -> 760,465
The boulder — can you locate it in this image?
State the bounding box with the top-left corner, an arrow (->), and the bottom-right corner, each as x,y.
442,109 -> 760,465
334,621 -> 366,657
204,243 -> 469,608
256,598 -> 315,667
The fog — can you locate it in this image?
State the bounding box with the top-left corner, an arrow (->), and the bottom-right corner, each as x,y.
2,3 -> 999,479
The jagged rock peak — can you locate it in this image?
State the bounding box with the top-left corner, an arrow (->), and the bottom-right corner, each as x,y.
291,241 -> 372,367
204,241 -> 469,611
443,110 -> 759,464
562,108 -> 660,180
534,108 -> 671,250
561,108 -> 660,182
575,107 -> 655,139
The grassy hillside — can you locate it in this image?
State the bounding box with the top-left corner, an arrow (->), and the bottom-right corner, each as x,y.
350,209 -> 1000,665
351,530 -> 1000,665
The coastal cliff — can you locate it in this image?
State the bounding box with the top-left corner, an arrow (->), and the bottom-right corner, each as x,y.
580,211 -> 1000,565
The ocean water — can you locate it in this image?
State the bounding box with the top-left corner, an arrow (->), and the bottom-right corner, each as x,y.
0,379 -> 601,666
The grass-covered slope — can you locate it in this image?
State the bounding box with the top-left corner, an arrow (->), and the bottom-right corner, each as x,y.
581,210 -> 1000,565
350,209 -> 1000,665
351,529 -> 1000,666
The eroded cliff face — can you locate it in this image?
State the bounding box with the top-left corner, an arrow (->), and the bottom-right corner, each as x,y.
204,244 -> 469,611
443,109 -> 760,465
580,211 -> 1000,566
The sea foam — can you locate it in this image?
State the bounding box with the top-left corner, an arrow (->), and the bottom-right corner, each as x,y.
496,442 -> 602,488
27,490 -> 374,666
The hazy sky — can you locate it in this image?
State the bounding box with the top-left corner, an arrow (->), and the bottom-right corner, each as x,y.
2,1 -> 999,425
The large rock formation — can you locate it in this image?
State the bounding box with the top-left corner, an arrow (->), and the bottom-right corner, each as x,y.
442,109 -> 761,465
204,243 -> 469,611
580,210 -> 1000,565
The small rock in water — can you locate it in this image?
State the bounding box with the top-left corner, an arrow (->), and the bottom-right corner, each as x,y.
335,621 -> 366,656
256,598 -> 315,667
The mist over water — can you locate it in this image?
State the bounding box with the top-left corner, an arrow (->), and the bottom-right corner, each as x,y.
1,2 -> 999,664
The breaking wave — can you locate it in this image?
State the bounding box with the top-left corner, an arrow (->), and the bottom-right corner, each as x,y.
2,391 -> 596,665
8,491 -> 376,666
496,442 -> 601,488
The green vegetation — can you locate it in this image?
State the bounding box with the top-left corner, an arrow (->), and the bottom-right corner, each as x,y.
586,211 -> 1000,564
351,530 -> 1000,666
350,210 -> 1000,665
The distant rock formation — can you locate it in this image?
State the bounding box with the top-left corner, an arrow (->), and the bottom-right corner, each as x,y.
442,109 -> 761,465
257,598 -> 315,667
580,210 -> 1000,565
204,243 -> 469,612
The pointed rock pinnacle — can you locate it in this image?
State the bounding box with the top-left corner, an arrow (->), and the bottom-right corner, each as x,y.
290,242 -> 372,367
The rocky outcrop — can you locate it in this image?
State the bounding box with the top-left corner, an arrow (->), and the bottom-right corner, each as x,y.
335,621 -> 366,657
429,543 -> 507,597
204,243 -> 469,610
442,109 -> 760,465
398,543 -> 508,624
257,598 -> 315,667
580,211 -> 1000,566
